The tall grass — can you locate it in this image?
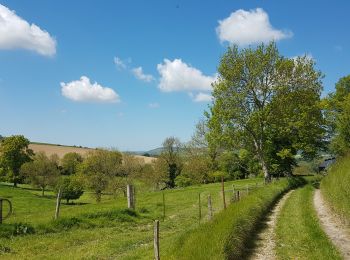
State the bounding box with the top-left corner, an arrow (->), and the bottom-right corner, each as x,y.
167,178 -> 305,259
321,155 -> 350,224
275,185 -> 341,259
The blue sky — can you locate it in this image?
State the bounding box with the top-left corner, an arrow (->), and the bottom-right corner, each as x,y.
0,0 -> 349,151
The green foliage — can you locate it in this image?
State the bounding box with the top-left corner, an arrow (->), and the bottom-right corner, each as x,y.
321,155 -> 350,223
169,178 -> 305,259
324,75 -> 350,154
160,137 -> 183,188
57,176 -> 84,203
20,152 -> 60,196
61,152 -> 83,175
276,185 -> 341,259
206,42 -> 324,181
0,135 -> 33,186
174,174 -> 193,187
79,149 -> 123,202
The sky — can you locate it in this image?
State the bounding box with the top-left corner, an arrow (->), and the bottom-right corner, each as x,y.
0,0 -> 349,151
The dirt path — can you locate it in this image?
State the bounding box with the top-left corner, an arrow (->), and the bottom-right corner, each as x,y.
314,189 -> 350,259
249,190 -> 294,260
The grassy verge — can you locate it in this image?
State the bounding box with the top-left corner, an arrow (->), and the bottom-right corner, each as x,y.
167,177 -> 305,259
275,184 -> 341,259
321,155 -> 350,224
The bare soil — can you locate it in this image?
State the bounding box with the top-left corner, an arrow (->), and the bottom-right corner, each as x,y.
249,190 -> 294,260
314,189 -> 350,259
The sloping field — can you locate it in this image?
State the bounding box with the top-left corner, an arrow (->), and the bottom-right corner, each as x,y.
29,143 -> 156,163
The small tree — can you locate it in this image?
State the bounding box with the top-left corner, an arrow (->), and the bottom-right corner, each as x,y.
21,152 -> 60,196
160,137 -> 182,188
79,149 -> 122,202
57,177 -> 84,204
61,152 -> 83,175
0,135 -> 33,187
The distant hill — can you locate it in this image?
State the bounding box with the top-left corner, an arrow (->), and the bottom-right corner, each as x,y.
29,143 -> 156,164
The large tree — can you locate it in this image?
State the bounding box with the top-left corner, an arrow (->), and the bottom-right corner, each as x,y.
0,135 -> 33,187
207,43 -> 324,181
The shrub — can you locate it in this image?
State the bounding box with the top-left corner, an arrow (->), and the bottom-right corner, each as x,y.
57,177 -> 84,204
175,175 -> 193,187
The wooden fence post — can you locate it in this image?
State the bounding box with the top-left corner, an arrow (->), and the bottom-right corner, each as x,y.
246,184 -> 249,194
154,220 -> 160,260
221,176 -> 226,210
127,184 -> 135,209
55,189 -> 62,220
162,192 -> 165,221
208,194 -> 213,220
237,190 -> 240,201
198,193 -> 201,224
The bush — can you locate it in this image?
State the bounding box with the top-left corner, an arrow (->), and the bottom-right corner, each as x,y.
175,175 -> 193,187
57,177 -> 84,204
0,223 -> 35,238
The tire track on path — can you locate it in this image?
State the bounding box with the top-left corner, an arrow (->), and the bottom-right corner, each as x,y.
249,189 -> 294,260
314,189 -> 350,259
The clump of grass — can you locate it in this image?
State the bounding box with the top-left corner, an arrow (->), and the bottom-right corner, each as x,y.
0,222 -> 35,238
168,177 -> 305,259
321,155 -> 350,224
276,185 -> 341,259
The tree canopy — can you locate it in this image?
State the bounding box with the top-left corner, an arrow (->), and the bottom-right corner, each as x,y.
206,42 -> 325,181
0,135 -> 33,186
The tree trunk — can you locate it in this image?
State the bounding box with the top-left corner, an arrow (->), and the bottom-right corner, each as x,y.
261,159 -> 271,183
254,139 -> 271,183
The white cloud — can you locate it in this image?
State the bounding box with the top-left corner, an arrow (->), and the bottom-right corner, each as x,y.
192,92 -> 213,102
114,56 -> 127,70
61,76 -> 120,103
0,4 -> 56,56
132,67 -> 155,82
216,8 -> 292,46
157,59 -> 215,92
148,102 -> 160,108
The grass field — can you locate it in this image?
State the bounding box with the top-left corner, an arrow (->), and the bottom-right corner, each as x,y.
275,184 -> 341,260
321,155 -> 350,224
0,178 -> 262,259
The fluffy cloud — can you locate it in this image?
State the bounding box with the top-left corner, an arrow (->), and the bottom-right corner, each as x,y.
192,92 -> 213,102
61,76 -> 120,103
216,8 -> 292,46
157,59 -> 215,92
132,67 -> 155,82
0,4 -> 56,56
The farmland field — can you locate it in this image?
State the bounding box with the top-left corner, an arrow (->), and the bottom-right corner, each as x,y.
28,143 -> 155,163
